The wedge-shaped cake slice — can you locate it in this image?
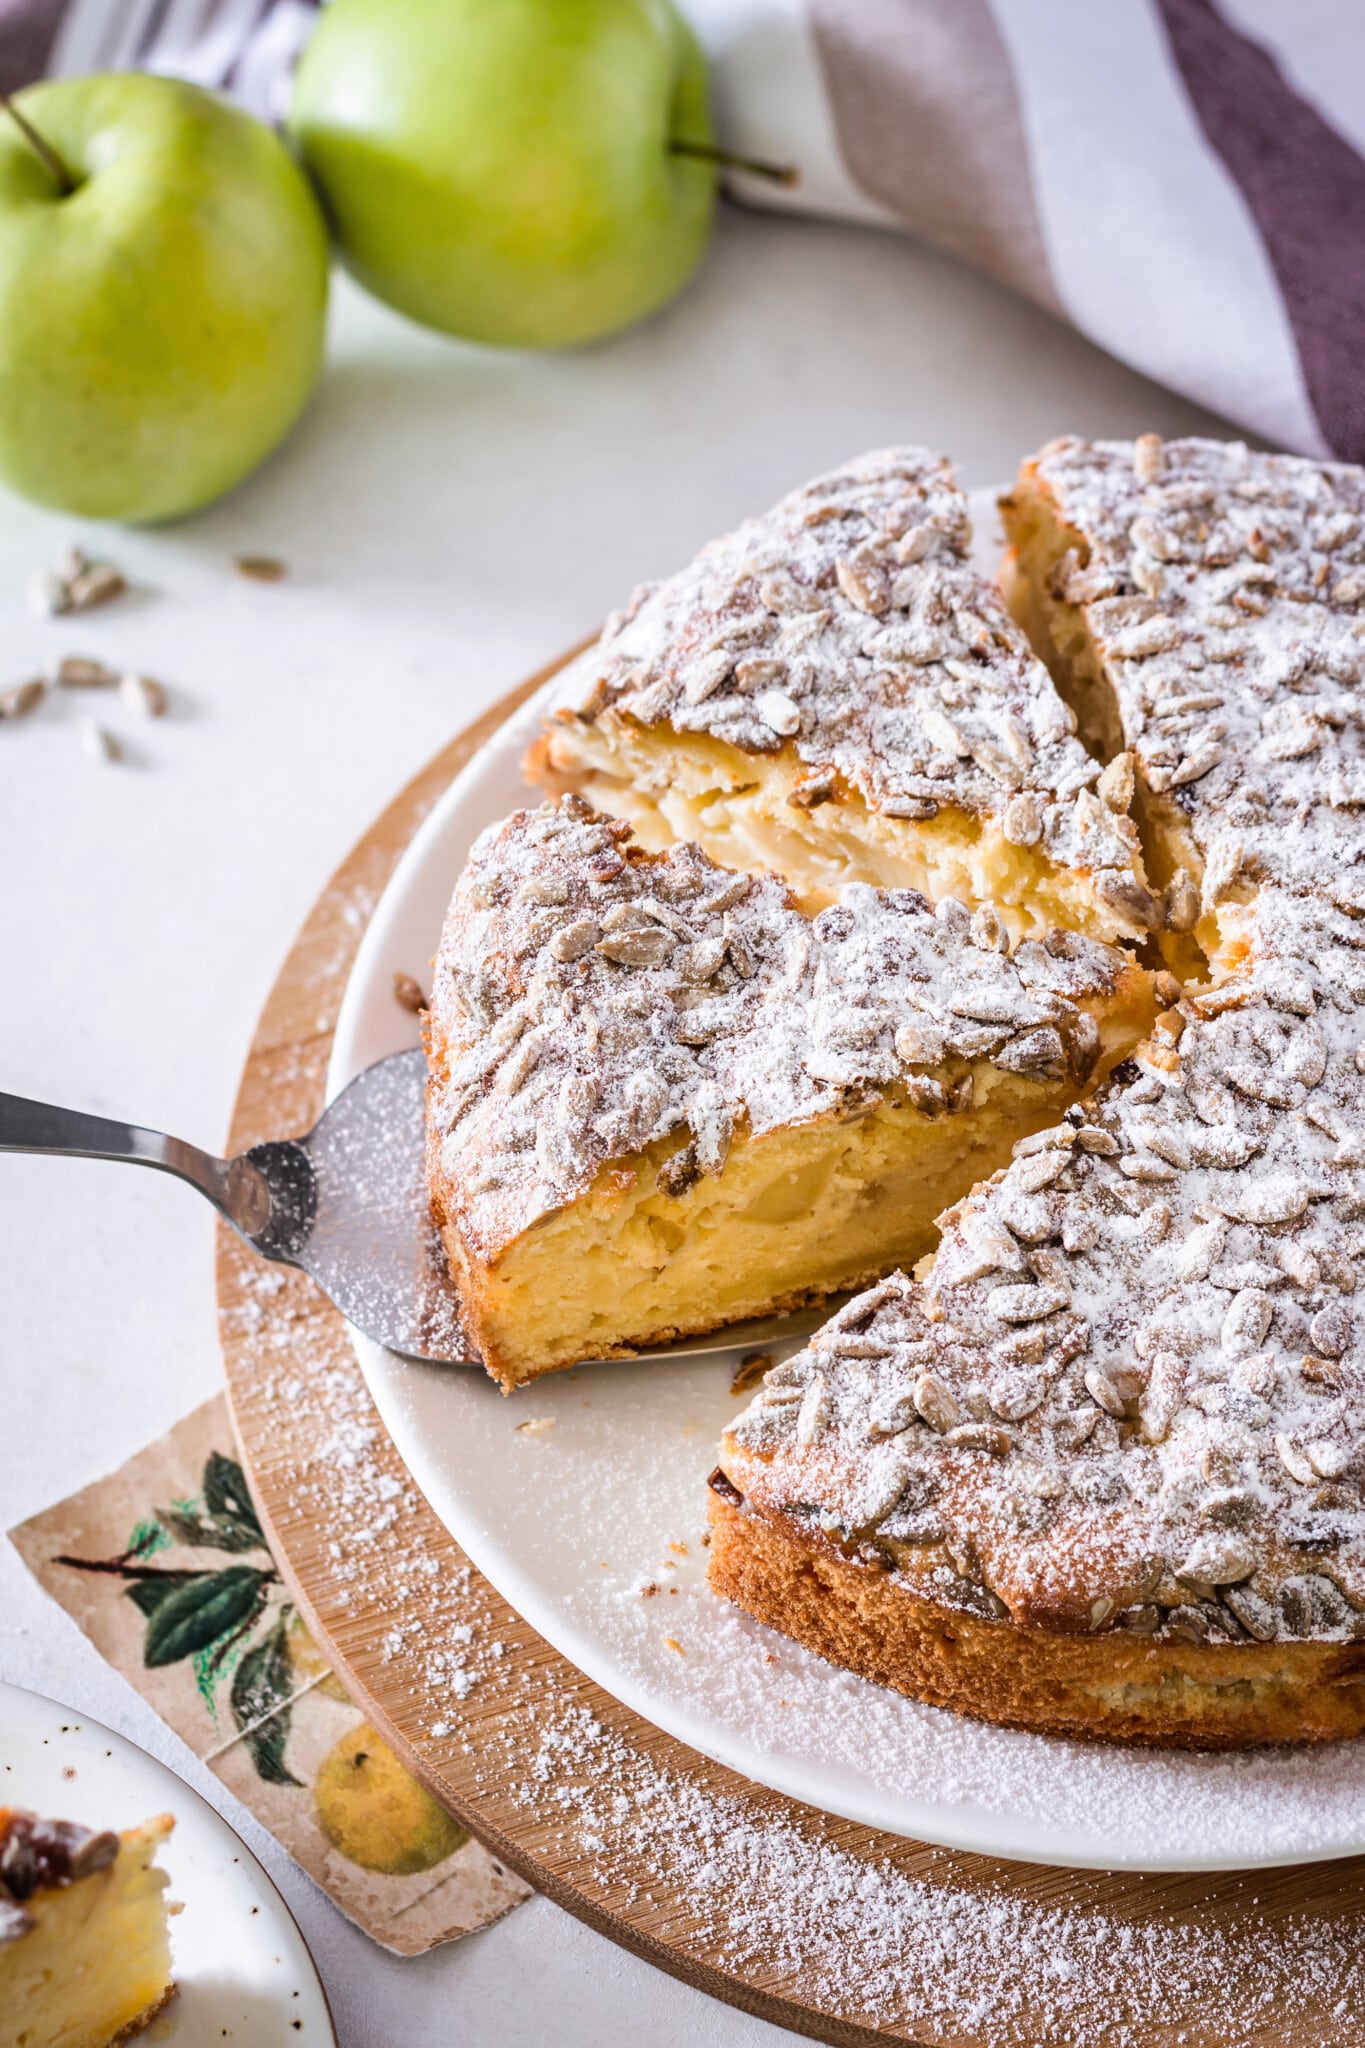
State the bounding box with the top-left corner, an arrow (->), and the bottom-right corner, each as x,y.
425,797 -> 1154,1388
1001,434 -> 1365,974
0,1808 -> 174,2048
710,884 -> 1365,1748
526,448 -> 1158,945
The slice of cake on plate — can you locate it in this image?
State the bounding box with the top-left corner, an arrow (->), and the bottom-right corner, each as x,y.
425,796 -> 1154,1387
526,448 -> 1159,946
0,1807 -> 174,2047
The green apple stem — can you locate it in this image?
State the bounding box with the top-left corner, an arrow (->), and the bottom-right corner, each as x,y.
1,91 -> 74,194
669,138 -> 799,188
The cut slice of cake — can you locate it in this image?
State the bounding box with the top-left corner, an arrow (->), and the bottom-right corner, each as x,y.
0,1808 -> 174,2048
708,882 -> 1365,1748
1001,434 -> 1365,976
425,796 -> 1155,1388
526,448 -> 1160,946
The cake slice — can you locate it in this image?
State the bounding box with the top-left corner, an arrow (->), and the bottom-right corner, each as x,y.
526,448 -> 1159,946
0,1808 -> 174,2048
1001,434 -> 1365,975
425,796 -> 1155,1388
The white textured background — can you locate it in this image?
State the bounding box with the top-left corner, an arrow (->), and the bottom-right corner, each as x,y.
0,209 -> 1230,2044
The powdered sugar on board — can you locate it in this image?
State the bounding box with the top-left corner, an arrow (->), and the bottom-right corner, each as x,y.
222,1241 -> 1365,2045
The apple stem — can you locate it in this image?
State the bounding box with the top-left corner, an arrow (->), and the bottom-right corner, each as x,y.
1,91 -> 74,195
669,138 -> 800,189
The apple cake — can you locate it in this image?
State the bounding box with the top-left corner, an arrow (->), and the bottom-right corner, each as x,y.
525,449 -> 1161,947
709,437 -> 1365,1748
425,796 -> 1154,1388
0,1807 -> 174,2048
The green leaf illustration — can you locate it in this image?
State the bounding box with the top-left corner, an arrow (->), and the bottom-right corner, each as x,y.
202,1453 -> 265,1548
143,1565 -> 269,1668
125,1570 -> 208,1619
230,1616 -> 301,1787
155,1504 -> 265,1555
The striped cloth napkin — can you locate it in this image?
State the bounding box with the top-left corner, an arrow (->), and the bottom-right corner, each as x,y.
3,0 -> 1361,461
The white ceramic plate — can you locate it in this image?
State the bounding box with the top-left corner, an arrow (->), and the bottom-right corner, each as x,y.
329,496 -> 1365,1873
0,1681 -> 335,2045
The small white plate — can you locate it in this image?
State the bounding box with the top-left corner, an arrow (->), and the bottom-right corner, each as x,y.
0,1681 -> 335,2045
329,495 -> 1365,1873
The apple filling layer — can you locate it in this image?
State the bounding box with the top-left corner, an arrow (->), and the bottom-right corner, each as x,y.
530,711 -> 1154,948
457,1044 -> 1145,1388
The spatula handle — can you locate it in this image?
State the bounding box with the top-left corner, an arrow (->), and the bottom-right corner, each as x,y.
0,1089 -> 269,1236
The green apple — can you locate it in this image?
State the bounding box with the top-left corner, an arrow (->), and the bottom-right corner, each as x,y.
290,0 -> 716,349
0,75 -> 330,523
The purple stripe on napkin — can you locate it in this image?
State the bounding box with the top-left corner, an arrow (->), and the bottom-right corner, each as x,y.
1159,0 -> 1365,463
809,0 -> 1061,316
0,0 -> 67,94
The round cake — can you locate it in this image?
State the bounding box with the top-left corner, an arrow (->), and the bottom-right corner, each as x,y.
430,434 -> 1365,1747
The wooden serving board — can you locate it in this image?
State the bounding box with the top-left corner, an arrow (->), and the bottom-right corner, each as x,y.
219,665 -> 1365,2048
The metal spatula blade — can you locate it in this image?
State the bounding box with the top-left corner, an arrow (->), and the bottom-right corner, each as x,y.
0,1051 -> 830,1368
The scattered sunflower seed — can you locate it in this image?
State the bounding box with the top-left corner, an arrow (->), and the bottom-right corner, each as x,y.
1083,1367 -> 1126,1418
912,1369 -> 961,1433
393,971 -> 428,1014
78,718 -> 120,764
28,548 -> 126,618
730,1351 -> 774,1396
118,672 -> 167,718
0,678 -> 44,720
53,655 -> 117,690
235,554 -> 287,582
66,561 -> 127,611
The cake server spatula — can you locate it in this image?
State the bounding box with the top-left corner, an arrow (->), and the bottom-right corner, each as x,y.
0,1049 -> 826,1368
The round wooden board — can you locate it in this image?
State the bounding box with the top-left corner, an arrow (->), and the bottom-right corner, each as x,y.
219,666 -> 1365,2048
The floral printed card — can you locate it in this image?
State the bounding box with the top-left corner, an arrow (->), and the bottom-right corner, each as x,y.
9,1394 -> 530,1954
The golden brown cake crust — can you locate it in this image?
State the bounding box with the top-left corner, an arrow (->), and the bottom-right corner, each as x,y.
707,1492 -> 1365,1749
106,1980 -> 176,2045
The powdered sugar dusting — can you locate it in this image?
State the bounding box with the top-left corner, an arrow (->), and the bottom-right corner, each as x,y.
515,1704 -> 1365,2045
